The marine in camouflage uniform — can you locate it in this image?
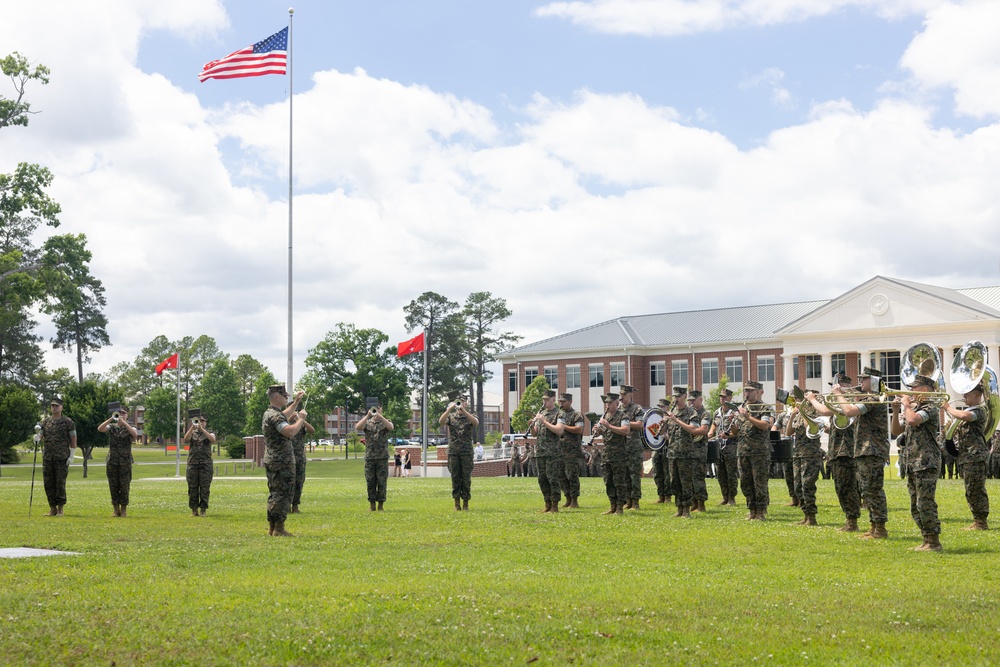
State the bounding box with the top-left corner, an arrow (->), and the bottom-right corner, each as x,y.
619,385 -> 645,508
786,400 -> 823,525
664,386 -> 704,517
555,393 -> 585,508
732,381 -> 774,520
945,387 -> 991,530
289,411 -> 314,512
440,394 -> 479,510
589,443 -> 603,478
824,368 -> 891,538
100,408 -> 137,517
531,390 -> 564,512
989,430 -> 1000,479
39,398 -> 77,516
508,444 -> 522,477
689,391 -> 712,510
773,410 -> 798,506
709,391 -> 738,505
261,385 -> 308,535
892,375 -> 943,551
597,393 -> 630,514
808,377 -> 861,532
359,403 -> 394,511
183,417 -> 215,516
651,398 -> 672,504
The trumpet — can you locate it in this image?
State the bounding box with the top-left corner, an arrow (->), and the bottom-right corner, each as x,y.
111,411 -> 121,422
192,418 -> 202,428
369,407 -> 379,417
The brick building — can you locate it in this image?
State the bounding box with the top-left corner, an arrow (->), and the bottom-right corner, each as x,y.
498,276 -> 1000,434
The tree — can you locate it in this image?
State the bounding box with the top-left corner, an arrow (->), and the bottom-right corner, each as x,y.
144,386 -> 178,443
231,353 -> 268,402
62,380 -> 124,478
0,383 -> 37,464
185,335 -> 228,402
303,323 -> 411,432
199,358 -> 244,438
1,52 -> 50,129
462,292 -> 522,442
512,376 -> 550,434
706,374 -> 742,415
40,234 -> 110,382
104,335 -> 177,405
402,292 -> 467,417
31,367 -> 74,402
244,370 -> 277,436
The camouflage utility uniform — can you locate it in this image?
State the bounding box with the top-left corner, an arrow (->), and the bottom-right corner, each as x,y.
622,400 -> 645,503
953,404 -> 990,524
291,427 -> 307,507
446,412 -> 475,502
40,415 -> 75,509
535,406 -> 563,506
714,407 -> 738,502
828,419 -> 861,523
903,401 -> 942,538
692,406 -> 712,505
262,406 -> 295,524
601,408 -> 630,507
557,407 -> 585,502
853,396 -> 890,527
775,411 -> 796,499
735,402 -> 774,514
362,417 -> 391,503
665,403 -> 701,511
790,412 -> 823,517
186,428 -> 214,512
106,424 -> 134,509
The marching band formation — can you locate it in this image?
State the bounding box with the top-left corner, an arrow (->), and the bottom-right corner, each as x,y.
32,341 -> 998,551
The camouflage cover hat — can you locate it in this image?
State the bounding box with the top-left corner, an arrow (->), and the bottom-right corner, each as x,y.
267,384 -> 288,396
620,385 -> 636,394
744,380 -> 763,391
602,393 -> 620,403
688,390 -> 703,399
828,373 -> 853,386
672,386 -> 688,396
911,374 -> 937,390
657,398 -> 671,407
720,388 -> 734,397
49,397 -> 63,406
859,366 -> 882,378
542,390 -> 557,399
558,393 -> 573,402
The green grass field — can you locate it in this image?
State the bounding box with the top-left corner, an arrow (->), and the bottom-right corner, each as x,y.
2,459 -> 1000,666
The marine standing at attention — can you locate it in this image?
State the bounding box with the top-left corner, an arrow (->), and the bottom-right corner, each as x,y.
38,397 -> 77,517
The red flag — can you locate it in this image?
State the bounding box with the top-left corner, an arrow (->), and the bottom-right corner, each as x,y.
397,332 -> 425,358
156,353 -> 179,376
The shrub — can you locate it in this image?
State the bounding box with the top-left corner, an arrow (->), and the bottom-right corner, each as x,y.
223,436 -> 246,459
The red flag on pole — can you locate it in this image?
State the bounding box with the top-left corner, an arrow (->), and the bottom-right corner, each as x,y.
397,332 -> 425,358
156,353 -> 179,376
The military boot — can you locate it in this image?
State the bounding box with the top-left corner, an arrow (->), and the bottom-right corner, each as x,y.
550,500 -> 559,513
540,499 -> 552,513
199,508 -> 206,516
462,499 -> 469,511
602,501 -> 617,515
562,496 -> 571,508
46,506 -> 57,516
804,514 -> 818,526
866,522 -> 888,539
192,509 -> 199,517
681,506 -> 691,518
56,505 -> 64,516
377,501 -> 384,511
753,510 -> 766,521
656,495 -> 666,504
727,498 -> 737,506
291,504 -> 301,514
746,509 -> 757,520
840,517 -> 859,533
119,506 -> 127,518
674,505 -> 684,518
613,502 -> 624,515
112,504 -> 120,517
911,536 -> 930,551
915,534 -> 942,552
965,518 -> 989,531
718,496 -> 729,506
273,521 -> 295,537
786,496 -> 800,507
369,501 -> 377,512
569,497 -> 579,509
630,499 -> 639,510
268,520 -> 275,536
455,497 -> 462,511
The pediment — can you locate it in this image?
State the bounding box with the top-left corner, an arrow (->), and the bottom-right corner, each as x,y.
777,276 -> 1000,336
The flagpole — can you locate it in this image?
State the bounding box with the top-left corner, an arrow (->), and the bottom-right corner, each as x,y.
175,352 -> 181,477
286,7 -> 295,393
421,331 -> 429,479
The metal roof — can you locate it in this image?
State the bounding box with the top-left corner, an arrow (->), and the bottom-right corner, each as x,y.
957,286 -> 1000,314
890,278 -> 1000,318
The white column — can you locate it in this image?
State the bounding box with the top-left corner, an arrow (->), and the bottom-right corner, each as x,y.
857,350 -> 871,377
821,352 -> 832,390
942,344 -> 956,398
781,354 -> 794,391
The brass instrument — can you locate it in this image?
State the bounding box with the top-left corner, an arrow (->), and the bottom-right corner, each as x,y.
369,407 -> 379,417
895,342 -> 949,404
945,341 -> 1000,441
776,387 -> 826,439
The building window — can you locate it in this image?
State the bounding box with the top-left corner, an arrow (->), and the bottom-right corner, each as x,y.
589,364 -> 604,388
757,357 -> 775,382
650,362 -> 666,386
831,353 -> 846,376
878,351 -> 901,390
525,368 -> 538,387
726,359 -> 743,383
793,356 -> 799,381
672,361 -> 689,387
610,362 -> 625,387
508,370 -> 517,392
805,355 -> 822,379
702,359 -> 719,384
566,366 -> 581,389
544,367 -> 558,389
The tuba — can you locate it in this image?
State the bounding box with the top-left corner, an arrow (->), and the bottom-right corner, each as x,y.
945,341 -> 1000,441
897,342 -> 949,402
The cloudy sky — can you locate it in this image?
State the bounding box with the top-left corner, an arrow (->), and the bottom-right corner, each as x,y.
3,0 -> 1000,393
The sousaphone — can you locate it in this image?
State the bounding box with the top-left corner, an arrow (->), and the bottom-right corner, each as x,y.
946,341 -> 1000,442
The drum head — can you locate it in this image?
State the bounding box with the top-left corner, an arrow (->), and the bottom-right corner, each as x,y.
641,409 -> 666,450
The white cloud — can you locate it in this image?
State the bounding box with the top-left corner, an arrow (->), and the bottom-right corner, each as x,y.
901,0 -> 1000,117
740,67 -> 795,109
535,0 -> 940,36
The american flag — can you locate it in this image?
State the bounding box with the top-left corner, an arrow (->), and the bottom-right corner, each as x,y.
199,27 -> 288,82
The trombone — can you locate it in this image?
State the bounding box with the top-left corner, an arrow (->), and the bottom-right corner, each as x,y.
776,387 -> 827,438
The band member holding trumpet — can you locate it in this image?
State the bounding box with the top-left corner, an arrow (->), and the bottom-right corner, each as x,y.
944,385 -> 991,530
813,368 -> 891,539
806,374 -> 861,532
440,391 -> 479,511
784,393 -> 822,526
891,374 -> 943,551
183,411 -> 216,517
596,393 -> 631,515
555,393 -> 585,509
358,399 -> 394,512
530,390 -> 563,513
262,385 -> 309,535
689,391 -> 712,511
708,389 -> 737,506
652,397 -> 673,505
663,386 -> 708,517
98,404 -> 137,518
620,385 -> 645,510
727,380 -> 773,520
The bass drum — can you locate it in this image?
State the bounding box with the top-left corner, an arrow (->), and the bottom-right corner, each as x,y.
771,436 -> 792,464
706,439 -> 720,464
641,408 -> 666,450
